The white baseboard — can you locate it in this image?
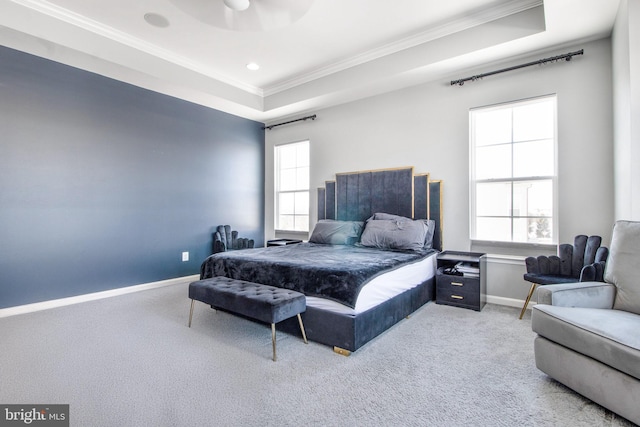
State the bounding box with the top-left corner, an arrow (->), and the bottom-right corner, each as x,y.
1,276 -> 534,319
486,294 -> 535,309
0,274 -> 200,318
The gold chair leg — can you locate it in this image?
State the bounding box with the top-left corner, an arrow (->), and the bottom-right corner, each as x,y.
271,323 -> 277,362
188,299 -> 195,327
297,314 -> 308,344
519,283 -> 538,319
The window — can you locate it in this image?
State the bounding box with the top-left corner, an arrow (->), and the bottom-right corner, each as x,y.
275,140 -> 310,232
470,95 -> 557,244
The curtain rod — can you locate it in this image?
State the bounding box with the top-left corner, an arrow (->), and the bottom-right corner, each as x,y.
450,49 -> 584,86
263,114 -> 316,130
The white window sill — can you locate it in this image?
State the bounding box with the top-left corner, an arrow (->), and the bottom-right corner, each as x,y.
471,240 -> 557,258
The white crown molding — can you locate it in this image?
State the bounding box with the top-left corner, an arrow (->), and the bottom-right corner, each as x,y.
263,0 -> 543,96
9,0 -> 265,97
9,0 -> 542,102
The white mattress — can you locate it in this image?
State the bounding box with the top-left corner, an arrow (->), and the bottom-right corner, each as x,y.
305,252 -> 437,315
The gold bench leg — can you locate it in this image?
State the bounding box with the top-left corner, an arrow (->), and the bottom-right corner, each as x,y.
297,314 -> 308,344
188,299 -> 195,327
271,323 -> 277,362
272,314 -> 306,361
519,283 -> 538,320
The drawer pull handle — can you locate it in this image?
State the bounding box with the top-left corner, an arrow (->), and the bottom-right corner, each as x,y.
451,282 -> 464,287
451,295 -> 464,300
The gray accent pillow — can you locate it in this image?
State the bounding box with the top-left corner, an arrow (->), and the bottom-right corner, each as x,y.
309,220 -> 364,245
360,217 -> 427,251
605,220 -> 640,315
422,219 -> 436,249
369,213 -> 435,249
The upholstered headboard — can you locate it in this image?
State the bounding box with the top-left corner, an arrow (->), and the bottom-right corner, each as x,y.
317,166 -> 443,251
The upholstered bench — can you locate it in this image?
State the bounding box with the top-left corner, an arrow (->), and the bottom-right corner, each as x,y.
188,277 -> 308,361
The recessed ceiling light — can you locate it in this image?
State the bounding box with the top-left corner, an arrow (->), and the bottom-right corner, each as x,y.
246,63 -> 260,71
144,13 -> 170,28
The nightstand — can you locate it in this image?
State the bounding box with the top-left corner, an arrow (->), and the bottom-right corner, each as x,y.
436,251 -> 486,311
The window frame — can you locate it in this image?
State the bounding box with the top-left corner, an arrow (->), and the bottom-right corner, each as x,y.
469,95 -> 558,246
274,139 -> 310,234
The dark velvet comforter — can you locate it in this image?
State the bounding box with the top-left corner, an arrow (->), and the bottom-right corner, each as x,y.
200,243 -> 435,308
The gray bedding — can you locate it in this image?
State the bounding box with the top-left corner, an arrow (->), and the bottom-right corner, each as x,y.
200,242 -> 435,308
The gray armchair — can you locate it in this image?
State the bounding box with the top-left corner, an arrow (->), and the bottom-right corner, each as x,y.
531,220 -> 640,425
520,235 -> 608,319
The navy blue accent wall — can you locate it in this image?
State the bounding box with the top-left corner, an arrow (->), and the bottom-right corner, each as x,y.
0,46 -> 265,309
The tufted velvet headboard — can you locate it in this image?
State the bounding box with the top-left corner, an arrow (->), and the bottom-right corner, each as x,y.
317,166 -> 443,251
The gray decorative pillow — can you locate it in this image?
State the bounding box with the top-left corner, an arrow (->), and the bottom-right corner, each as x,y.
368,213 -> 435,249
370,212 -> 407,221
423,219 -> 436,249
360,217 -> 427,251
309,220 -> 364,245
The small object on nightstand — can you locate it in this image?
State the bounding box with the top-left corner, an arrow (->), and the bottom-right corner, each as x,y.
436,251 -> 486,311
267,238 -> 303,247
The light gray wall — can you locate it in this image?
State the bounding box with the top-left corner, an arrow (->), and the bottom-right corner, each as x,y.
265,38 -> 614,305
613,0 -> 640,220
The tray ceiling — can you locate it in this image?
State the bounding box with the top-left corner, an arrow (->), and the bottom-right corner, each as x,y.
0,0 -> 620,122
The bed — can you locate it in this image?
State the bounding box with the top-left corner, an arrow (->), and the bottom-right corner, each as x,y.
199,166 -> 443,354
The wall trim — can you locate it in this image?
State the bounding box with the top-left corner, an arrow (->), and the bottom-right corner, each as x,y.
0,274 -> 535,318
9,0 -> 262,96
486,294 -> 535,309
0,275 -> 199,319
264,0 -> 543,96
485,254 -> 526,265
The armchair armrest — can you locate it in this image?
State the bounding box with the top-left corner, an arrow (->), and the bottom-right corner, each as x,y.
536,281 -> 616,308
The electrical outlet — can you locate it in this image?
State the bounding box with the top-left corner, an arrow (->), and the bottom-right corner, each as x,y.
182,251 -> 189,262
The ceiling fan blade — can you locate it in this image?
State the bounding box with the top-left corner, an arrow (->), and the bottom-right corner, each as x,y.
169,0 -> 315,31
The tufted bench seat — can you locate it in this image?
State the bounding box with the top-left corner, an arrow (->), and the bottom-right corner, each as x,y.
188,277 -> 307,361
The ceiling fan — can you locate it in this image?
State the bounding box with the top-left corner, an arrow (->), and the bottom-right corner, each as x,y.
170,0 -> 315,31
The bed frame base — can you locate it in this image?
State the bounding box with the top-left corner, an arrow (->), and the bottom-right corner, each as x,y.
279,276 -> 434,353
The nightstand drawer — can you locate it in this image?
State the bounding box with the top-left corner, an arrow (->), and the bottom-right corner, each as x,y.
436,275 -> 480,292
436,286 -> 481,308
